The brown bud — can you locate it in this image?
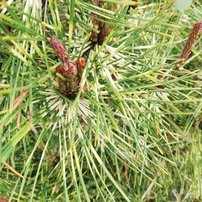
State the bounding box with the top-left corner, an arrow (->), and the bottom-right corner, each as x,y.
180,22 -> 202,60
98,25 -> 113,45
91,12 -> 99,42
77,57 -> 86,70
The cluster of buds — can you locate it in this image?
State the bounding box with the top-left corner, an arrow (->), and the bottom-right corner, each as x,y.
50,36 -> 86,98
91,0 -> 114,45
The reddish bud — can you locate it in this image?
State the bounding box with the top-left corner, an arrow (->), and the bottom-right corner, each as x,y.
55,66 -> 65,75
50,35 -> 87,98
0,197 -> 8,202
63,60 -> 78,76
50,36 -> 67,60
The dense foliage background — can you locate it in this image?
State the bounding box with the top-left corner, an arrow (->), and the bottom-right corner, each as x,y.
0,0 -> 201,201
